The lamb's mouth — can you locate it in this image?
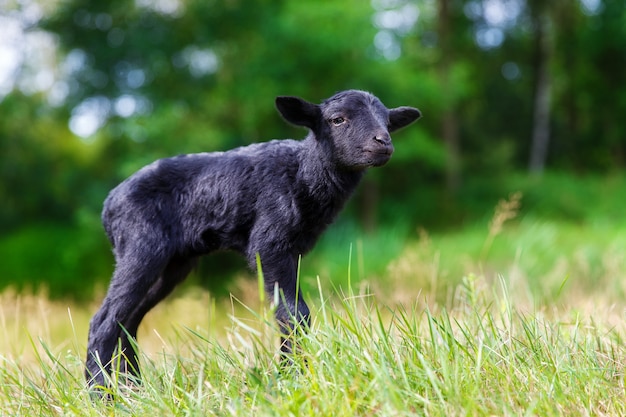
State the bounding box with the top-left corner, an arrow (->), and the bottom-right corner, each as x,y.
364,148 -> 393,157
365,149 -> 393,167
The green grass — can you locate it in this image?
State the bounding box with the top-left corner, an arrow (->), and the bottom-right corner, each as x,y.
1,272 -> 625,416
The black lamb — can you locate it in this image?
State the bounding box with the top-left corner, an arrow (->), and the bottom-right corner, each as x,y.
86,89 -> 421,388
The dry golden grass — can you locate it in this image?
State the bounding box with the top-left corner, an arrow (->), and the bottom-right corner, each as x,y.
0,289 -> 91,363
0,274 -> 267,368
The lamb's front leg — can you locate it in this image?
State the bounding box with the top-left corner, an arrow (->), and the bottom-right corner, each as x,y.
256,252 -> 310,355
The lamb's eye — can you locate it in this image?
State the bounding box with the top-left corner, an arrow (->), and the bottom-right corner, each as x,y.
331,117 -> 346,126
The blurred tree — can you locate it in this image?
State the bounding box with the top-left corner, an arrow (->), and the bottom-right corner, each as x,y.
551,0 -> 626,171
0,93 -> 81,230
527,0 -> 553,175
436,0 -> 462,192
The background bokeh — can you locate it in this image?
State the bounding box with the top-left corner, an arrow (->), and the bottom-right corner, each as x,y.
1,0 -> 624,300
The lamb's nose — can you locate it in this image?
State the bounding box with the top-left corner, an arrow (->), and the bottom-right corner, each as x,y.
374,133 -> 391,145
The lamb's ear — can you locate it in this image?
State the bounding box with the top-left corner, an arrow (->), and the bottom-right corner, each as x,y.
276,96 -> 321,130
388,106 -> 421,132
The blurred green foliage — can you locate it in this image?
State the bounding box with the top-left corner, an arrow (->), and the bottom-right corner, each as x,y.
0,0 -> 624,299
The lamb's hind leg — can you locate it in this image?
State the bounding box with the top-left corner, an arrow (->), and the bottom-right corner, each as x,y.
116,256 -> 197,375
85,255 -> 163,388
86,256 -> 196,388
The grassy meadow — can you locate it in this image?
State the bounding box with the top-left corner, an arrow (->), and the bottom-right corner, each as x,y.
2,181 -> 626,415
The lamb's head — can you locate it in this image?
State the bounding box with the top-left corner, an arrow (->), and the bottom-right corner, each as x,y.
276,90 -> 421,170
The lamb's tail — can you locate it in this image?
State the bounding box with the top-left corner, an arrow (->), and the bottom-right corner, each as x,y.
101,195 -> 116,248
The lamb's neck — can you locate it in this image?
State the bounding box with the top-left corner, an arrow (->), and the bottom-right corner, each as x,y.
299,135 -> 365,200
